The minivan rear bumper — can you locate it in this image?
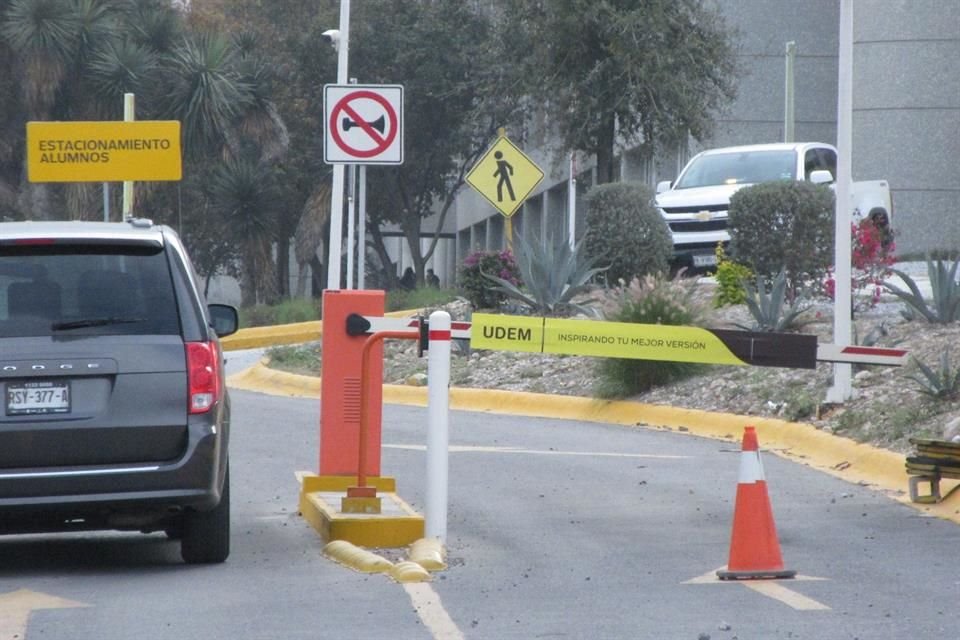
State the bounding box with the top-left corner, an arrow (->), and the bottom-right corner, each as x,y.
0,422 -> 225,532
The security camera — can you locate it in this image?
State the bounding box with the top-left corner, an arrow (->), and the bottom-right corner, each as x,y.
321,29 -> 340,49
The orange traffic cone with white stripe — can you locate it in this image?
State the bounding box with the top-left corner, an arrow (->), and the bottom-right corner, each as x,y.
717,426 -> 796,580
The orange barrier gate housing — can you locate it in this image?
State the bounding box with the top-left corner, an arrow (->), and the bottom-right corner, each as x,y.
319,289 -> 385,477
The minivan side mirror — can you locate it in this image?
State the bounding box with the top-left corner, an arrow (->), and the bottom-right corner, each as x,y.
656,180 -> 672,194
208,303 -> 239,338
809,170 -> 834,185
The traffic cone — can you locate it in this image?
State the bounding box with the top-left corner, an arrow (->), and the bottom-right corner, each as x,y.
717,426 -> 796,580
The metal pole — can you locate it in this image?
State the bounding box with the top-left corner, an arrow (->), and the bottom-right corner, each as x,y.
784,41 -> 796,142
358,165 -> 367,289
326,0 -> 351,290
426,310 -> 451,542
122,93 -> 135,218
346,164 -> 356,289
568,153 -> 577,250
103,183 -> 109,222
826,0 -> 854,403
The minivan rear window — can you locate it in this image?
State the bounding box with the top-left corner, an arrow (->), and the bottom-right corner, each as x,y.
0,244 -> 180,338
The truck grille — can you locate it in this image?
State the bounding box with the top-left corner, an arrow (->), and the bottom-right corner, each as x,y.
668,220 -> 728,233
660,204 -> 727,214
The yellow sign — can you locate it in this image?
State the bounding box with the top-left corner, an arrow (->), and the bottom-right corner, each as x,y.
27,121 -> 182,183
471,314 -> 748,366
465,135 -> 544,217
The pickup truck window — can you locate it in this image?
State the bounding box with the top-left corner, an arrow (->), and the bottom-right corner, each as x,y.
674,150 -> 796,189
804,148 -> 837,180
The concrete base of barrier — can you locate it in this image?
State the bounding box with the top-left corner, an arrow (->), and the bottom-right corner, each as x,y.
298,473 -> 424,548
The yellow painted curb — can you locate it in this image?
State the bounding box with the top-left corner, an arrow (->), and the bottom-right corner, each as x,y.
322,540 -> 394,573
408,537 -> 447,571
390,560 -> 432,583
222,321 -> 321,351
235,360 -> 960,525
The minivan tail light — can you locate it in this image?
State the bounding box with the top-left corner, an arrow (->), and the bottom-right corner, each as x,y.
186,341 -> 221,414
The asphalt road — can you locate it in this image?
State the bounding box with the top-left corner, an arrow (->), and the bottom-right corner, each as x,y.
1,387 -> 959,639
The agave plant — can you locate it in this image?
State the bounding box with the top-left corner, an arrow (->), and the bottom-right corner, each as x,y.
735,268 -> 812,332
906,349 -> 960,400
480,234 -> 608,316
884,257 -> 960,324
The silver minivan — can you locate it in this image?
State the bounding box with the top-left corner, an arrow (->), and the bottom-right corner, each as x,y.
0,219 -> 237,563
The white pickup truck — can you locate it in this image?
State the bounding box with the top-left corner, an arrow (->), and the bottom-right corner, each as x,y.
654,142 -> 892,270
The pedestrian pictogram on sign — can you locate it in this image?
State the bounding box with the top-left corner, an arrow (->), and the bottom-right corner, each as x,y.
324,84 -> 403,165
466,134 -> 544,217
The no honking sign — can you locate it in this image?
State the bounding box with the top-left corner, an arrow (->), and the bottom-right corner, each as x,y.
324,84 -> 404,165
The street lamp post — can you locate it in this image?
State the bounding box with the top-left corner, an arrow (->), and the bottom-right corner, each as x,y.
326,0 -> 351,290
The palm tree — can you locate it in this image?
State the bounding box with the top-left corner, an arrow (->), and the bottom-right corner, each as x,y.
208,152 -> 280,306
2,0 -> 81,218
157,30 -> 249,158
294,182 -> 331,298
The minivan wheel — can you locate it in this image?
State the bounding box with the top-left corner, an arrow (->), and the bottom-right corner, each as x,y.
180,466 -> 230,564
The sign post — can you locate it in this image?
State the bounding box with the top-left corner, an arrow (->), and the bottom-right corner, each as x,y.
324,83 -> 404,289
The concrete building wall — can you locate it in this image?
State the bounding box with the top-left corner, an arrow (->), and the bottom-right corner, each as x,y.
704,0 -> 840,155
853,0 -> 960,256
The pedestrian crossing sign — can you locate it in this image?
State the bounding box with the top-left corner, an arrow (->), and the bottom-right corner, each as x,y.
465,134 -> 544,217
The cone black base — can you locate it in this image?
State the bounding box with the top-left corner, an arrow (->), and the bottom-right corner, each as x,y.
717,568 -> 797,581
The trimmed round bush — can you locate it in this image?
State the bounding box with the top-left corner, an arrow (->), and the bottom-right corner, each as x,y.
585,182 -> 673,284
727,181 -> 834,292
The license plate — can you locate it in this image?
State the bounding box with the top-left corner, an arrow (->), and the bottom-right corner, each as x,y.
6,381 -> 71,415
693,254 -> 717,267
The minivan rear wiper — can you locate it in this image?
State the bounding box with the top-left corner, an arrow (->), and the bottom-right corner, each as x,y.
52,317 -> 145,331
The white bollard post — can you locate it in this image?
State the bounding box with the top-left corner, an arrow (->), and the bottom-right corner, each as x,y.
425,310 -> 451,542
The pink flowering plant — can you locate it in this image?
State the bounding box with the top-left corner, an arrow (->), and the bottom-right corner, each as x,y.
824,217 -> 896,310
458,249 -> 522,309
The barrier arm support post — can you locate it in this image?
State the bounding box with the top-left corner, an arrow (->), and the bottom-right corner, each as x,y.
342,329 -> 417,515
426,311 -> 451,542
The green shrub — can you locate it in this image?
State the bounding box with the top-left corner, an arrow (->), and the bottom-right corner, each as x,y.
386,287 -> 459,313
712,242 -> 751,307
481,233 -> 607,317
593,273 -> 708,398
458,249 -> 522,310
239,297 -> 320,327
265,343 -> 320,375
584,182 -> 673,284
728,181 -> 834,296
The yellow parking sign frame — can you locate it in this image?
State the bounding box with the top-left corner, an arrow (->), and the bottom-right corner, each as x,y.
27,121 -> 182,183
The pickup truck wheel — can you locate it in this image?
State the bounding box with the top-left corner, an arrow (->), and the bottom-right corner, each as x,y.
180,466 -> 230,564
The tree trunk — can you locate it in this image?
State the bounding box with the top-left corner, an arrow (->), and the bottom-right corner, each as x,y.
276,237 -> 290,298
368,223 -> 398,290
400,216 -> 427,287
594,113 -> 618,185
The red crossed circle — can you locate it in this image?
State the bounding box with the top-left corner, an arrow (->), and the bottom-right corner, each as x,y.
329,90 -> 398,159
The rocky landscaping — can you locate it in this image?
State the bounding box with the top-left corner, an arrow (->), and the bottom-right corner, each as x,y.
267,277 -> 960,456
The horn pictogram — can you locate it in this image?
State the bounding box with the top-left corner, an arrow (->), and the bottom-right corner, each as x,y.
342,115 -> 385,134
